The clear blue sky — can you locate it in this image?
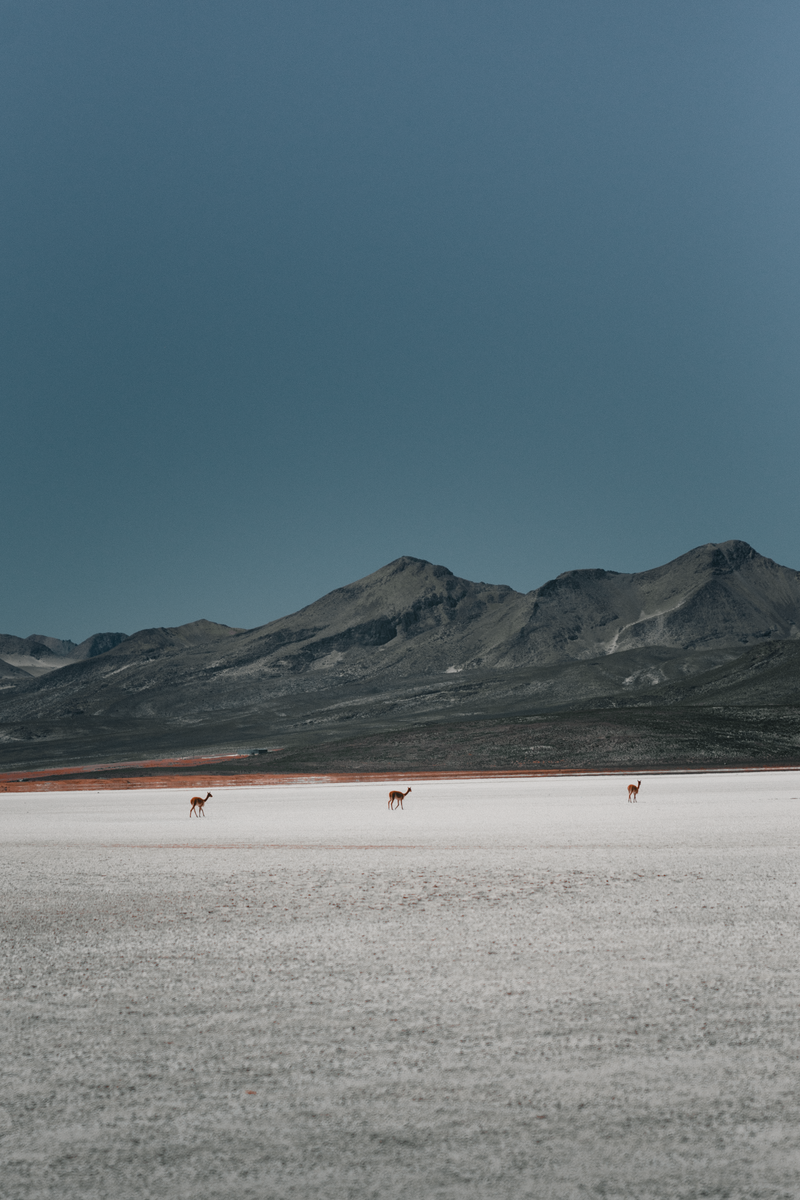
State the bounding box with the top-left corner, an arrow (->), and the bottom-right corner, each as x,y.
3,1 -> 800,640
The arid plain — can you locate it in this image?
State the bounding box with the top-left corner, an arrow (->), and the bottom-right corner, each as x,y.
3,773 -> 800,1199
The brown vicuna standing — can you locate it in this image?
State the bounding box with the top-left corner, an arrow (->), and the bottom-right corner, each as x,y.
627,780 -> 641,803
190,791 -> 212,817
388,787 -> 411,810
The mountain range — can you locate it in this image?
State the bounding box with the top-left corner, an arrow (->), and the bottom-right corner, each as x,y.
2,540 -> 800,773
0,631 -> 130,677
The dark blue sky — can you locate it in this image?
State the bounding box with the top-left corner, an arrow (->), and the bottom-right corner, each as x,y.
3,1 -> 800,640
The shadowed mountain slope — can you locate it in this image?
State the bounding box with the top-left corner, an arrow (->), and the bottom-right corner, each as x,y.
632,637 -> 800,708
70,632 -> 130,661
1,541 -> 800,770
0,635 -> 67,678
0,657 -> 31,679
0,631 -> 130,677
95,619 -> 243,661
493,540 -> 800,666
169,540 -> 800,680
26,635 -> 79,657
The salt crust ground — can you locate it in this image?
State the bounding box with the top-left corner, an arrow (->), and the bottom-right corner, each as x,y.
2,773 -> 800,1200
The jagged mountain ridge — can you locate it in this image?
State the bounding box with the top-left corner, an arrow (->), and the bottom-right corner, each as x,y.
497,540 -> 800,665
85,539 -> 800,682
1,540 -> 799,769
4,540 -> 797,684
0,631 -> 130,677
205,540 -> 800,679
3,540 -> 800,695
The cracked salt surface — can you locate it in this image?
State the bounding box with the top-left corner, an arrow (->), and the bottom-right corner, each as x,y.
3,773 -> 800,1199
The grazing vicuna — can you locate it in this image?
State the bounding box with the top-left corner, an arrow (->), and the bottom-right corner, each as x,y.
388,787 -> 411,810
190,791 -> 212,817
627,780 -> 641,803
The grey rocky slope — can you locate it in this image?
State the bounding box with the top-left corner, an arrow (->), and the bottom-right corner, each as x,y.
0,631 -> 129,677
1,540 -> 799,769
168,539 -> 800,676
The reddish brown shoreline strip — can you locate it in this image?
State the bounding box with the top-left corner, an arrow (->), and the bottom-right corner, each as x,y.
1,763 -> 799,792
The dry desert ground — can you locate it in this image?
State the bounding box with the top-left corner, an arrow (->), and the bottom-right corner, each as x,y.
2,772 -> 800,1199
